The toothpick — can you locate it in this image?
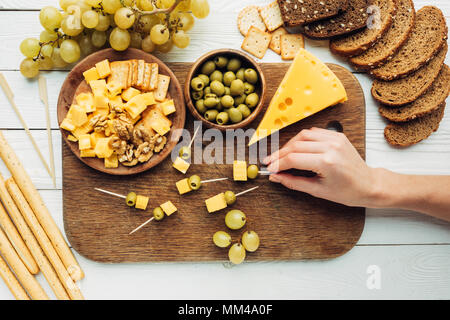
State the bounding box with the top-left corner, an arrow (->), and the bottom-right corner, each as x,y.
258,170 -> 271,176
235,186 -> 260,197
0,73 -> 53,180
188,125 -> 200,149
38,76 -> 56,188
94,188 -> 126,199
129,217 -> 154,235
201,177 -> 228,184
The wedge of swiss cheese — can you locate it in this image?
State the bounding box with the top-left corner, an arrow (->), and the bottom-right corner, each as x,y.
249,49 -> 347,145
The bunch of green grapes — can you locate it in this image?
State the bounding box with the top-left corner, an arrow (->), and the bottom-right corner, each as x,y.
19,0 -> 210,78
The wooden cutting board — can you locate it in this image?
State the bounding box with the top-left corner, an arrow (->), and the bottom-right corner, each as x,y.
62,62 -> 366,263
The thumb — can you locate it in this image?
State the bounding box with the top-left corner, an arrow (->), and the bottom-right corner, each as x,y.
270,173 -> 320,196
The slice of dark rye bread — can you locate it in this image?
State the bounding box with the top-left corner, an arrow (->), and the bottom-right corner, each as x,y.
278,0 -> 349,27
384,103 -> 446,147
302,0 -> 370,39
350,0 -> 414,70
379,65 -> 450,122
330,0 -> 396,57
370,6 -> 448,81
371,43 -> 448,106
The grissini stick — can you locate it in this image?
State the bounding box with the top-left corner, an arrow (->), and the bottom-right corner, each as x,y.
0,131 -> 84,281
0,254 -> 29,300
0,200 -> 38,275
0,175 -> 69,300
6,178 -> 83,300
0,226 -> 48,300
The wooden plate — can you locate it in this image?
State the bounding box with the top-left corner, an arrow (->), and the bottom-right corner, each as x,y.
57,48 -> 186,176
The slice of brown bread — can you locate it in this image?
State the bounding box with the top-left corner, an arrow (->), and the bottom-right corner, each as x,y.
330,0 -> 396,57
371,43 -> 448,106
278,0 -> 348,27
370,6 -> 448,81
384,103 -> 446,147
302,0 -> 370,39
379,65 -> 450,122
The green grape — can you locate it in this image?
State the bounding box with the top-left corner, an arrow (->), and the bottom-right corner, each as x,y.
81,10 -> 99,29
85,0 -> 102,7
158,0 -> 175,8
95,13 -> 111,31
102,0 -> 123,14
141,35 -> 156,53
157,39 -> 173,53
39,6 -> 63,31
40,30 -> 58,42
51,47 -> 68,68
60,39 -> 81,63
76,1 -> 91,13
61,15 -> 84,37
79,35 -> 95,56
114,7 -> 136,29
41,44 -> 54,58
38,56 -> 54,70
191,0 -> 210,19
130,32 -> 143,49
91,30 -> 107,48
241,231 -> 260,252
20,58 -> 40,78
213,231 -> 232,248
228,243 -> 246,265
59,0 -> 77,11
225,210 -> 247,230
172,30 -> 190,48
178,13 -> 194,31
20,38 -> 40,58
137,0 -> 154,11
150,24 -> 170,45
109,27 -> 131,51
176,0 -> 191,11
139,15 -> 161,33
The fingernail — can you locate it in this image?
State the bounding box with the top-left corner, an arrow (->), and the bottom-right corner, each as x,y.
269,174 -> 280,183
263,156 -> 271,165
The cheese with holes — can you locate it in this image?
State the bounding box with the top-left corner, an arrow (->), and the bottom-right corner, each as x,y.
160,99 -> 176,116
249,49 -> 347,145
233,160 -> 247,181
125,92 -> 156,119
76,92 -> 95,113
205,193 -> 227,213
95,59 -> 111,78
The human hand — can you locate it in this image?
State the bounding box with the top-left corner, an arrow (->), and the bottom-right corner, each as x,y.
264,127 -> 378,208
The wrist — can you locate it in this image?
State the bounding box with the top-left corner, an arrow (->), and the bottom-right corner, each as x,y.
366,168 -> 398,209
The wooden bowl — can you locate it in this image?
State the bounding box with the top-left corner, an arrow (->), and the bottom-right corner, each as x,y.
57,48 -> 186,176
184,49 -> 266,131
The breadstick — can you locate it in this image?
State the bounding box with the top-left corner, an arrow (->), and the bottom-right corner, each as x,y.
0,131 -> 84,281
0,175 -> 69,300
0,227 -> 48,300
0,254 -> 29,300
6,178 -> 84,300
0,201 -> 38,275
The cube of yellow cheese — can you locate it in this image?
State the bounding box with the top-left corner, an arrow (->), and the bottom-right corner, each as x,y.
94,137 -> 114,158
90,79 -> 107,97
76,92 -> 95,113
94,95 -> 109,110
205,193 -> 227,213
144,107 -> 172,136
106,81 -> 123,97
60,118 -> 76,132
173,157 -> 190,174
90,132 -> 106,148
160,201 -> 177,216
95,59 -> 111,79
104,153 -> 119,169
125,93 -> 155,119
176,178 -> 192,195
78,134 -> 91,150
233,160 -> 248,181
121,87 -> 141,102
160,99 -> 176,116
83,67 -> 99,83
135,195 -> 149,210
80,149 -> 96,157
67,134 -> 78,142
69,105 -> 88,127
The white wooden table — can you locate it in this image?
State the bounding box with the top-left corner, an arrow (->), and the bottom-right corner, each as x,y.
0,0 -> 449,300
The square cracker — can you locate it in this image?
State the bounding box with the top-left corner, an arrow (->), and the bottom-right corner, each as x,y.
237,5 -> 266,36
280,34 -> 304,60
108,61 -> 130,89
143,63 -> 152,91
269,27 -> 288,55
135,60 -> 146,90
241,26 -> 272,59
149,63 -> 159,90
258,1 -> 284,32
154,74 -> 171,102
130,59 -> 138,87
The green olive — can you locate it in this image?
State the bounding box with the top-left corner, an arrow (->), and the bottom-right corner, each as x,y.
126,192 -> 137,207
179,146 -> 191,160
204,86 -> 211,95
224,190 -> 236,205
210,80 -> 225,97
224,87 -> 231,96
227,58 -> 241,72
210,70 -> 223,83
230,79 -> 244,96
234,93 -> 247,106
204,95 -> 219,108
244,68 -> 258,84
246,93 -> 259,108
216,112 -> 229,125
214,56 -> 229,68
191,90 -> 203,101
188,175 -> 202,190
201,60 -> 216,75
236,68 -> 245,81
153,207 -> 165,221
191,77 -> 205,91
221,95 -> 234,108
247,164 -> 259,179
228,107 -> 243,124
237,104 -> 251,118
223,71 -> 236,87
204,109 -> 219,122
195,99 -> 207,114
244,82 -> 255,95
197,74 -> 210,86
216,100 -> 223,111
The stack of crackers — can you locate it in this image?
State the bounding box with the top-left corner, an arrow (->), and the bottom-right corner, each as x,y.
238,1 -> 304,60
